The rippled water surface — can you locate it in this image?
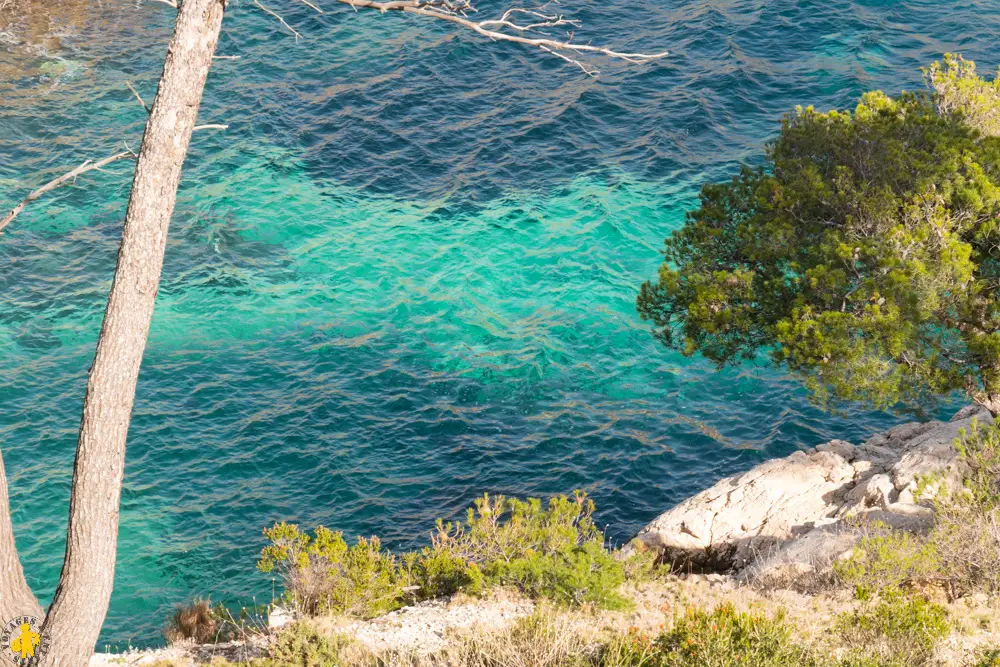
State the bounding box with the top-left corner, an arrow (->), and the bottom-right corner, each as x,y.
1,0 -> 998,647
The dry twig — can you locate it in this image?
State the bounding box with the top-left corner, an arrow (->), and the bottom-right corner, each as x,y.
254,0 -> 302,39
0,149 -> 138,234
255,0 -> 666,76
125,81 -> 151,113
342,0 -> 666,75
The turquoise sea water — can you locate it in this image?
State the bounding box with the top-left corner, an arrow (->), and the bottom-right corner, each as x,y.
1,0 -> 998,647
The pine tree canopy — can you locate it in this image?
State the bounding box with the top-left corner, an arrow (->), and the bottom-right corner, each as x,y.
637,55 -> 1000,416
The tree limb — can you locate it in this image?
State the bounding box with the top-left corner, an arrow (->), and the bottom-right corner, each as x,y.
0,150 -> 138,235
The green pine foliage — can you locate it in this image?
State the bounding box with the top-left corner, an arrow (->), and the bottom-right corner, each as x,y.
637,55 -> 1000,415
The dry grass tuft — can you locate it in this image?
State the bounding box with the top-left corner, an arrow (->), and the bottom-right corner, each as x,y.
453,609 -> 589,667
165,599 -> 218,645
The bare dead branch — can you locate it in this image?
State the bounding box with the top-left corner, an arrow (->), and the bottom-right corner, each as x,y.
297,0 -> 324,12
125,81 -> 151,113
333,0 -> 667,76
0,121 -> 226,236
0,150 -> 138,235
255,0 -> 302,39
539,44 -> 594,76
213,55 -> 242,60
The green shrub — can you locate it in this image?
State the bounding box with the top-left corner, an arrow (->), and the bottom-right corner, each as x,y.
613,603 -> 818,667
953,420 -> 1000,509
833,525 -> 940,600
257,524 -> 402,617
424,492 -> 635,609
401,545 -> 485,600
248,622 -> 353,667
973,648 -> 1000,667
596,630 -> 660,667
835,591 -> 950,667
259,492 -> 656,619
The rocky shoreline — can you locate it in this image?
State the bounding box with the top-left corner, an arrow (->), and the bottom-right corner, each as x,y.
89,406 -> 995,665
630,405 -> 992,590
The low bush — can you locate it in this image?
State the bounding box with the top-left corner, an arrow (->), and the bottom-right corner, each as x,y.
258,492 -> 662,619
930,421 -> 1000,595
594,603 -> 817,667
652,603 -> 817,667
426,493 -> 633,609
835,590 -> 949,667
257,525 -> 402,618
263,622 -> 356,667
974,648 -> 1000,667
832,525 -> 940,601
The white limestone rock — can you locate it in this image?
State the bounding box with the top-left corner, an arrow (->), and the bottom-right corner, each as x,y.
631,405 -> 993,575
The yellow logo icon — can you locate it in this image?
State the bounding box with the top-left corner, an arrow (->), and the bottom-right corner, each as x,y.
0,616 -> 48,666
9,624 -> 39,660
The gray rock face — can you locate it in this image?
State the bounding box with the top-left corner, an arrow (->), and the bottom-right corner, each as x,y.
632,406 -> 993,584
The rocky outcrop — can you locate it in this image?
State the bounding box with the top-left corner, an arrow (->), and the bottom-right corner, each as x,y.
632,405 -> 994,587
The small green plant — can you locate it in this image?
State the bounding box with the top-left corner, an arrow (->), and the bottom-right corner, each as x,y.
833,525 -> 940,600
974,648 -> 1000,667
256,622 -> 353,667
422,492 -> 636,608
836,590 -> 950,667
953,420 -> 1000,509
257,524 -> 402,618
596,629 -> 659,667
927,421 -> 1000,595
641,603 -> 818,666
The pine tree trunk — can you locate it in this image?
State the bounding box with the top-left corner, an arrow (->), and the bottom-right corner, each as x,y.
38,1 -> 226,664
0,448 -> 42,622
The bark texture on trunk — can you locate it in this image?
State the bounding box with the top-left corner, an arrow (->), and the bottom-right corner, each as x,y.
39,1 -> 225,664
0,448 -> 42,622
